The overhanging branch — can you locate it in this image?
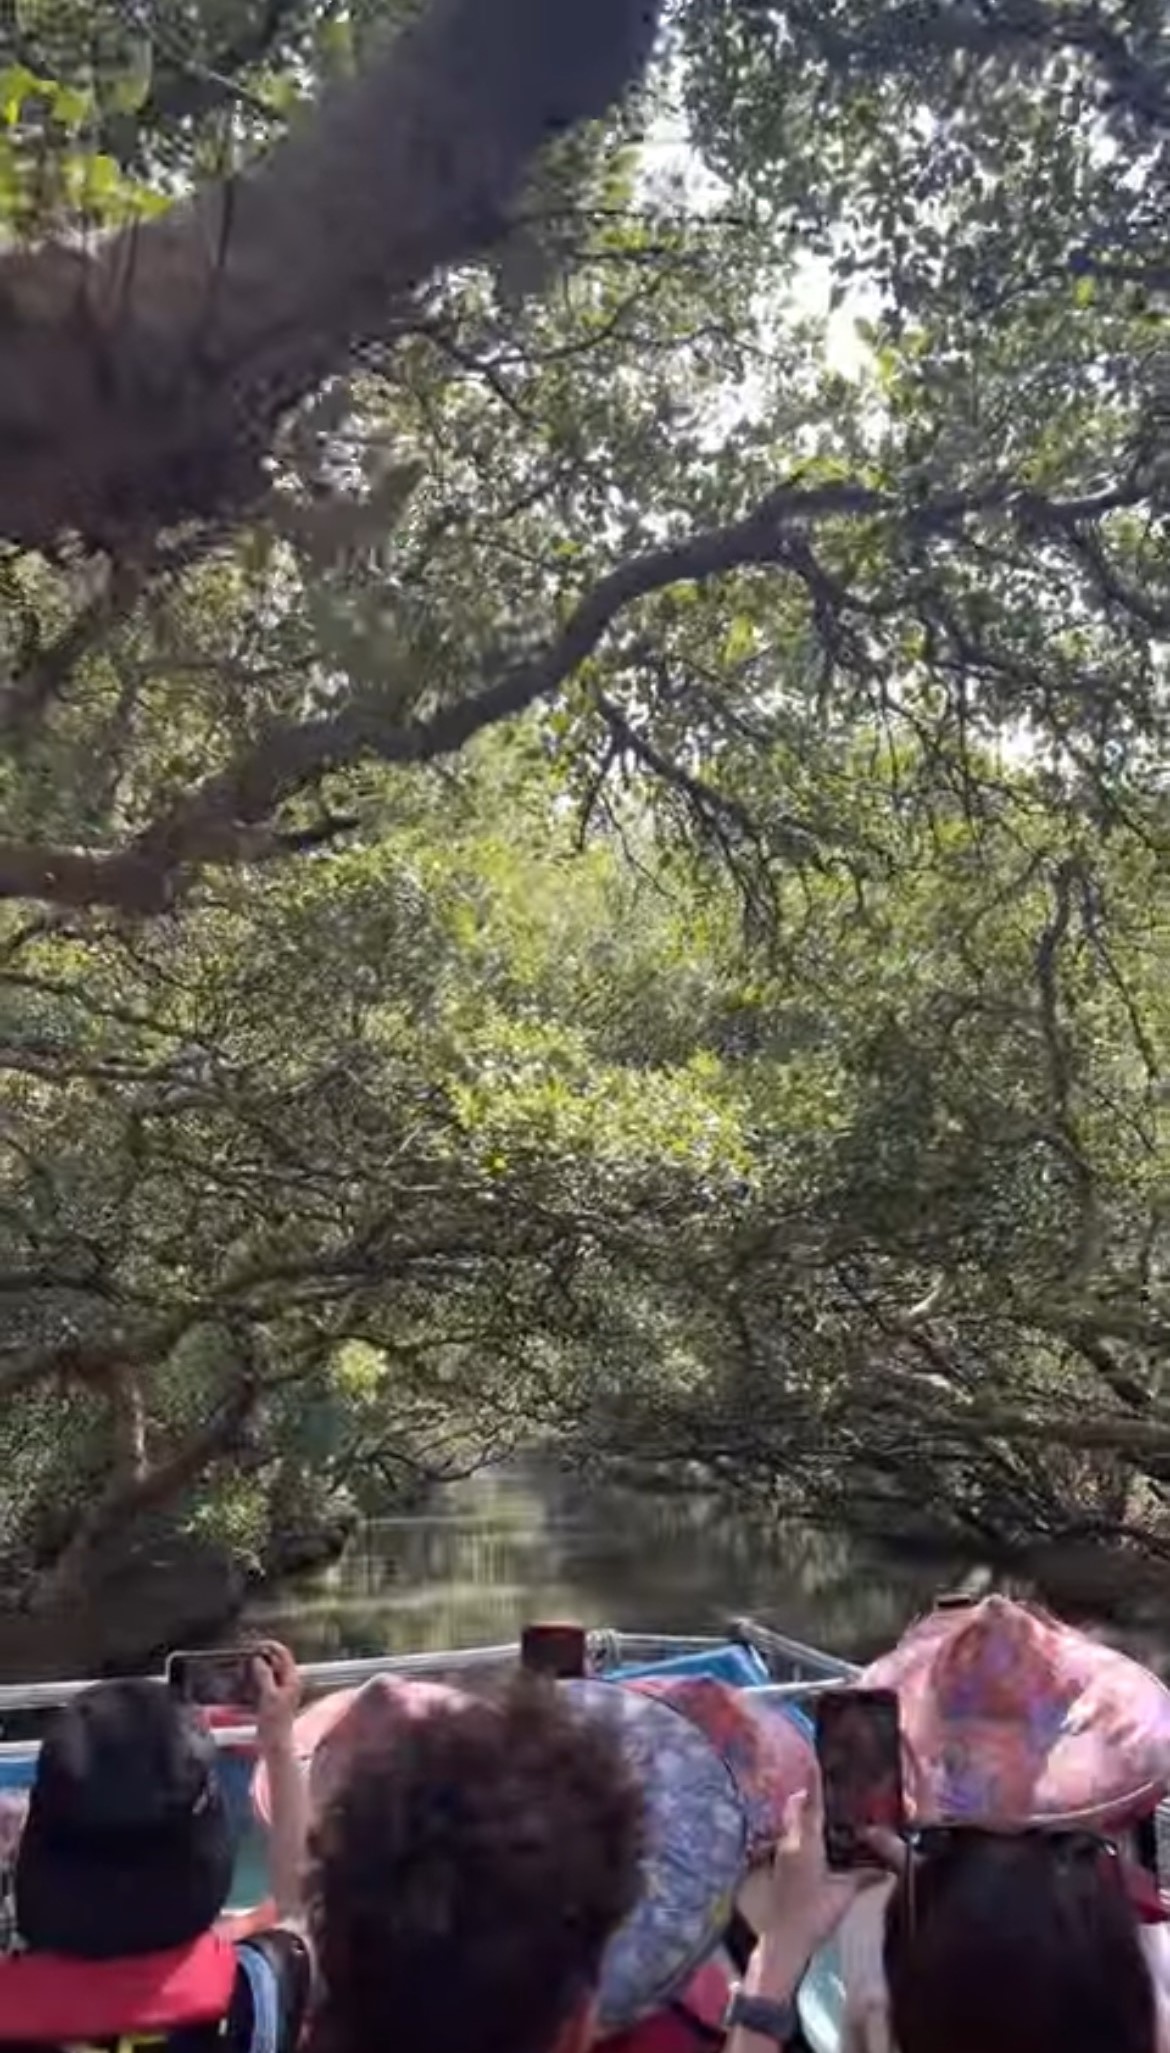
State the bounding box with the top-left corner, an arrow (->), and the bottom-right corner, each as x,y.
26,1374 -> 264,1610
0,477 -> 883,911
0,0 -> 661,549
0,471 -> 1152,914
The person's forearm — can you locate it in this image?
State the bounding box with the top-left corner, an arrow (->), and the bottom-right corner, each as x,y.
725,1930 -> 815,2053
262,1738 -> 309,1920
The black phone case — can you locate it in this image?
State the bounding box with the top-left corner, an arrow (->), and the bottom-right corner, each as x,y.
814,1689 -> 905,1871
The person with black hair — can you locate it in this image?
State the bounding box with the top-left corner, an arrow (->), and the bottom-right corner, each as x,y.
0,1642 -> 310,2053
826,1593 -> 1170,2053
726,1796 -> 1163,2053
883,1828 -> 1159,2053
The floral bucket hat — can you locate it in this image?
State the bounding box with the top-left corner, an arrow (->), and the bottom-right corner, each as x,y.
625,1675 -> 814,1860
561,1679 -> 748,2030
862,1595 -> 1170,1830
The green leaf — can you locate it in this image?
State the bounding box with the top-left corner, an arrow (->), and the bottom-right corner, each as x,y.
722,616 -> 757,666
0,64 -> 50,126
316,14 -> 356,79
102,39 -> 153,117
50,81 -> 94,132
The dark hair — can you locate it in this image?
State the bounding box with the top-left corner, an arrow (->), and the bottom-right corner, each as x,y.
306,1681 -> 644,2053
885,1830 -> 1157,2053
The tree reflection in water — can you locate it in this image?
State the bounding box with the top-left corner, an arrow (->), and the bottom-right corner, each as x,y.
244,1462 -> 964,1665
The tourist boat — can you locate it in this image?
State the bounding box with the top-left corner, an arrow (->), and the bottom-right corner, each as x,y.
0,1621 -> 858,2051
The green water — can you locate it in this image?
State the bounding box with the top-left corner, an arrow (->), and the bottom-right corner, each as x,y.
242,1463 -> 960,1667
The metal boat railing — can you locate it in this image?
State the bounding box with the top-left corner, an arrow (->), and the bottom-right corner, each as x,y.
0,1640 -> 535,1716
730,1618 -> 859,1685
0,1623 -> 859,1762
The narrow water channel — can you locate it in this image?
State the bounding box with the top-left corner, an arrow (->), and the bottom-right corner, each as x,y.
244,1462 -> 988,1667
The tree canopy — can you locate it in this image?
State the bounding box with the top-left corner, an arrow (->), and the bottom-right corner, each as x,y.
4,744 -> 757,1605
1,0 -> 1169,1631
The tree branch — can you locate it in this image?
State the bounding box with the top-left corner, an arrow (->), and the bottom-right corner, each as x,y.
1033,858 -> 1102,1282
135,0 -> 308,129
27,1376 -> 263,1610
0,1311 -> 197,1403
0,0 -> 662,549
0,561 -> 145,739
0,478 -> 879,909
0,472 -> 1151,912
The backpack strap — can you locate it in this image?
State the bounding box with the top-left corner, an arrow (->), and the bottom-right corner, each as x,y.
235,1944 -> 280,2053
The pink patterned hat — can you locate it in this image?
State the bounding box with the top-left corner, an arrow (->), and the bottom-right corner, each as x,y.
251,1674 -> 465,1825
863,1596 -> 1170,1830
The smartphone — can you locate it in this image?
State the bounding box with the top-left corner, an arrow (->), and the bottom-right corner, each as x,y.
520,1622 -> 587,1679
166,1647 -> 266,1710
814,1687 -> 905,1870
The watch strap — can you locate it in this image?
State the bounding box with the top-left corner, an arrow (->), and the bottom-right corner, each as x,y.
722,1985 -> 798,2044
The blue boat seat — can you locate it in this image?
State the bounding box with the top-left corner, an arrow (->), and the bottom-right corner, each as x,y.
610,1643 -> 769,1688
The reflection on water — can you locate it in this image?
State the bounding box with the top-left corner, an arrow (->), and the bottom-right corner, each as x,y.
244,1464 -> 966,1666
228,1462 -> 1170,1908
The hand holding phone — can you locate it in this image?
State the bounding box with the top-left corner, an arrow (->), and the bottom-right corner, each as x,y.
813,1687 -> 906,1871
166,1646 -> 271,1711
749,1778 -> 873,1958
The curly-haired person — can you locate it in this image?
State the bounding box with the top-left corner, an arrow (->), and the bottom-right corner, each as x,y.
305,1682 -> 644,2053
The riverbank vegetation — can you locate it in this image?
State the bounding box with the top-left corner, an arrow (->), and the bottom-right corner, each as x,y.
1,0 -> 1168,1653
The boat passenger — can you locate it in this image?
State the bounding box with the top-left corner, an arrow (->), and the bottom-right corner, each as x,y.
304,1679 -> 644,2053
602,1955 -> 731,2053
809,1595 -> 1170,2053
722,1786 -> 1163,2053
606,1667 -> 817,2053
0,1791 -> 28,1950
256,1666 -> 753,2053
883,1825 -> 1158,2053
720,1773 -> 876,2053
0,1641 -> 310,2053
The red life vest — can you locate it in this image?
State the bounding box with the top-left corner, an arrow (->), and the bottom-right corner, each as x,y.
1124,1856 -> 1169,1924
0,1930 -> 237,2044
605,1957 -> 730,2053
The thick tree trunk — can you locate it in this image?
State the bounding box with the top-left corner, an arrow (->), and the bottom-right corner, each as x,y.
0,0 -> 659,549
26,1381 -> 259,1612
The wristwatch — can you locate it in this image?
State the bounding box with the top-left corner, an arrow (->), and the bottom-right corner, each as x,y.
722,1984 -> 798,2044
